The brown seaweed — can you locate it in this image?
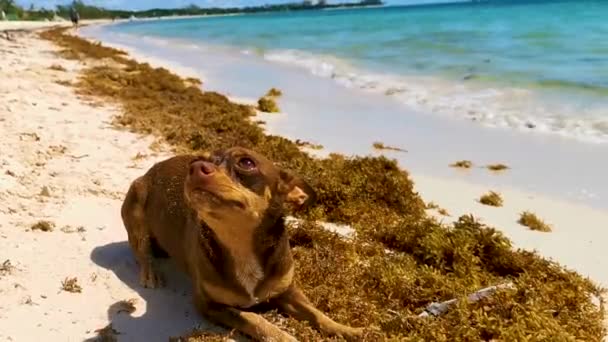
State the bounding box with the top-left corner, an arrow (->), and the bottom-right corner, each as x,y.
479,191 -> 504,207
518,211 -> 552,232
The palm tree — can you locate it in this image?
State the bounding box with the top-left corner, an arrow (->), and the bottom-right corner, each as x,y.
0,0 -> 23,17
0,0 -> 15,11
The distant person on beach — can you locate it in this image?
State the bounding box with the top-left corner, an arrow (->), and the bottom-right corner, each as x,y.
1,10 -> 6,21
70,7 -> 80,26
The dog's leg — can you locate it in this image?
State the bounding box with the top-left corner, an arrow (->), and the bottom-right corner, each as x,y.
121,177 -> 164,288
206,307 -> 297,342
273,285 -> 363,341
194,297 -> 297,342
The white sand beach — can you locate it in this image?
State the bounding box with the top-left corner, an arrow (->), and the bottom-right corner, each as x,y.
0,21 -> 68,30
0,19 -> 117,31
0,27 -> 222,341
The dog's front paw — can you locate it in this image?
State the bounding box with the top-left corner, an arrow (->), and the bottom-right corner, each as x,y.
139,266 -> 165,288
339,326 -> 365,342
265,332 -> 299,342
282,333 -> 299,342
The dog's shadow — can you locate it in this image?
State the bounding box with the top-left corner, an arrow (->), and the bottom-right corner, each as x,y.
89,241 -> 237,342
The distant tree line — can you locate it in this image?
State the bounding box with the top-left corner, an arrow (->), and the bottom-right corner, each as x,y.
133,0 -> 383,19
1,0 -> 384,21
1,0 -> 57,20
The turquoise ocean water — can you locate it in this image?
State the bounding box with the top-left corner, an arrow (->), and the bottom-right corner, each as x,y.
104,0 -> 608,143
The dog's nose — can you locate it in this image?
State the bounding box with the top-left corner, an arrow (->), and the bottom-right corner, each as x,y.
190,160 -> 216,177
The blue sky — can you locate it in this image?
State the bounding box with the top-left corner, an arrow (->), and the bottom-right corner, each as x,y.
17,0 -> 451,11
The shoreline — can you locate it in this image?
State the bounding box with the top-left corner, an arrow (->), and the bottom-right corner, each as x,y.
81,26 -> 608,209
92,18 -> 608,146
75,28 -> 608,288
0,24 -> 606,341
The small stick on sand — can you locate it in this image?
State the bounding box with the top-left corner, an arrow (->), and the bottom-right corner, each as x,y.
68,154 -> 89,159
418,282 -> 515,318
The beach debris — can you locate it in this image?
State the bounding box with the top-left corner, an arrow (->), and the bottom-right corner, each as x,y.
31,220 -> 55,232
49,64 -> 67,72
479,191 -> 503,207
450,160 -> 473,169
21,295 -> 38,306
68,154 -> 89,160
425,201 -> 439,210
265,87 -> 282,97
48,144 -> 68,155
90,323 -> 120,342
418,282 -> 516,318
257,96 -> 280,113
39,186 -> 51,197
54,79 -> 72,87
131,152 -> 147,161
372,141 -> 407,153
60,225 -> 86,234
295,139 -> 323,150
518,211 -> 552,232
60,225 -> 73,233
61,277 -> 82,293
426,201 -> 451,217
84,100 -> 105,108
19,132 -> 40,142
0,259 -> 15,277
486,163 -> 509,172
257,87 -> 283,113
437,208 -> 450,216
184,77 -> 202,86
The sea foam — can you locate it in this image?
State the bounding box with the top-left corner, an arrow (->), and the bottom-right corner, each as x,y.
261,48 -> 608,144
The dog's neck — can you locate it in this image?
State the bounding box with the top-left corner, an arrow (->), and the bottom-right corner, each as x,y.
197,208 -> 288,297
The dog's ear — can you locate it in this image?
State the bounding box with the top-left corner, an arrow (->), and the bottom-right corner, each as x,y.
279,169 -> 316,209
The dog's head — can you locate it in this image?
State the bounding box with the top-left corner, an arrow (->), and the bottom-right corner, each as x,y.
184,147 -> 315,230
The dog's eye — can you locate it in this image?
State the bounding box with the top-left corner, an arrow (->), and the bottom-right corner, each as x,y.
237,157 -> 256,171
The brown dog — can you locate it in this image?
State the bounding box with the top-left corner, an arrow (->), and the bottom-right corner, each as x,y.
121,147 -> 363,341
